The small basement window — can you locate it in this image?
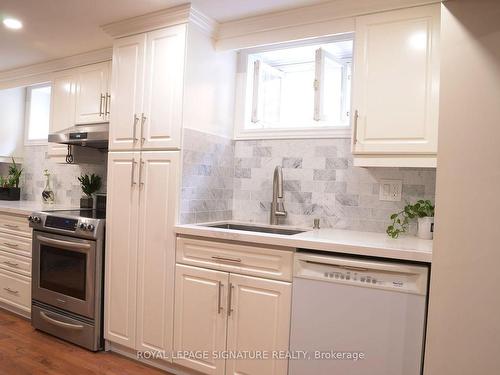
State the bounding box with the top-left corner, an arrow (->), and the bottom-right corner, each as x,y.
236,34 -> 353,139
25,83 -> 51,145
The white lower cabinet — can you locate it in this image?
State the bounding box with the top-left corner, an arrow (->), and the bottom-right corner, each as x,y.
104,151 -> 179,356
174,264 -> 229,375
225,274 -> 291,375
173,263 -> 292,375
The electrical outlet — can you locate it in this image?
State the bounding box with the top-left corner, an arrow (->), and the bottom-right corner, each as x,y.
379,179 -> 402,202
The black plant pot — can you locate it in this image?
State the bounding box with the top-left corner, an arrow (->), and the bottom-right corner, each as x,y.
80,196 -> 94,209
0,187 -> 20,201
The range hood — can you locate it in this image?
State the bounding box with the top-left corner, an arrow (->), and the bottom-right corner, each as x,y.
48,124 -> 109,149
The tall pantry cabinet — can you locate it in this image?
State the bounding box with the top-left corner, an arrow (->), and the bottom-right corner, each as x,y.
103,5 -> 221,358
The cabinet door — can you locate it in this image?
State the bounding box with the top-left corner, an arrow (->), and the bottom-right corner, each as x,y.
109,34 -> 146,151
352,4 -> 440,155
104,151 -> 140,349
49,71 -> 77,157
75,61 -> 111,124
136,151 -> 179,356
142,25 -> 186,150
226,274 -> 292,375
173,264 -> 228,375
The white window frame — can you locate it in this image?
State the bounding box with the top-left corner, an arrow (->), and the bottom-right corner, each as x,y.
234,33 -> 354,140
24,82 -> 51,146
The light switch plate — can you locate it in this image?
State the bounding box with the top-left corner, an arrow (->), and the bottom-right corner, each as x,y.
379,179 -> 402,201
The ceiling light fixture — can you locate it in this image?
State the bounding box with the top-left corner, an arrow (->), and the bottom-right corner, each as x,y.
3,18 -> 23,30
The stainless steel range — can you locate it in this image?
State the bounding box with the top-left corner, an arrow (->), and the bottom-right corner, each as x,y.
28,209 -> 105,351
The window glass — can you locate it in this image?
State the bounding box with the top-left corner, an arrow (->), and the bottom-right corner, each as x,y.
245,37 -> 353,133
26,84 -> 51,143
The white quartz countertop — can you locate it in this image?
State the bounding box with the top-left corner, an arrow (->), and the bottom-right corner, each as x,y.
0,200 -> 76,216
175,222 -> 433,263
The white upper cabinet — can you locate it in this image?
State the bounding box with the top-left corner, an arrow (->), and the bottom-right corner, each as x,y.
351,4 -> 440,167
108,34 -> 146,151
109,25 -> 185,151
75,61 -> 111,124
142,25 -> 185,150
49,71 -> 78,158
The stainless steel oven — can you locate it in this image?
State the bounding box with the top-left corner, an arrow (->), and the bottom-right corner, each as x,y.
29,209 -> 105,351
32,231 -> 97,318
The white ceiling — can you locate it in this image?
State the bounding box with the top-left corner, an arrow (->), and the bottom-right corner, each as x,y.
0,0 -> 328,72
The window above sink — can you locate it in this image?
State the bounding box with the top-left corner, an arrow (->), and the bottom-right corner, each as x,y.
235,33 -> 354,140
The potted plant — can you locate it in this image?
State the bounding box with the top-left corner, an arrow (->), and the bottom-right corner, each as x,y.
78,173 -> 102,208
0,158 -> 23,201
387,200 -> 435,240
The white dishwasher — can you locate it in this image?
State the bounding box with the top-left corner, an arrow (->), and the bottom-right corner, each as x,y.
289,252 -> 429,375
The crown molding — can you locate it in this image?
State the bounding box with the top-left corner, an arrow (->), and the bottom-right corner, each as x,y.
101,3 -> 217,39
216,0 -> 441,50
0,48 -> 112,87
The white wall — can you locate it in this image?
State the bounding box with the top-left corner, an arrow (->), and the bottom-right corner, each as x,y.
424,1 -> 500,373
0,87 -> 25,162
183,24 -> 236,139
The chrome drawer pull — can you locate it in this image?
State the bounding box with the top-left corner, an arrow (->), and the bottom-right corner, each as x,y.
3,261 -> 19,268
217,281 -> 223,314
4,287 -> 19,294
40,311 -> 84,330
3,224 -> 19,229
3,242 -> 19,248
211,256 -> 242,263
227,283 -> 234,316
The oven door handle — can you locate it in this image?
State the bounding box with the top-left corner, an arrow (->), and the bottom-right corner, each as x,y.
39,311 -> 85,330
37,236 -> 92,251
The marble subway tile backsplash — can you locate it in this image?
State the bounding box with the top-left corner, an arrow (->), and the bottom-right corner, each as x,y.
0,145 -> 107,207
233,138 -> 436,233
180,128 -> 234,223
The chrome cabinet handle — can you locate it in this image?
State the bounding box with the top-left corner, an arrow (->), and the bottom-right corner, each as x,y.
131,161 -> 137,186
352,109 -> 359,147
217,281 -> 223,314
105,93 -> 111,115
140,113 -> 146,143
133,114 -> 140,142
40,311 -> 84,330
4,287 -> 19,294
3,261 -> 19,268
139,160 -> 145,186
227,283 -> 234,316
99,94 -> 105,116
3,224 -> 19,229
211,256 -> 242,263
3,242 -> 19,248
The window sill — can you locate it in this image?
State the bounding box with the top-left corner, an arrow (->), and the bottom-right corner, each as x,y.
234,127 -> 352,140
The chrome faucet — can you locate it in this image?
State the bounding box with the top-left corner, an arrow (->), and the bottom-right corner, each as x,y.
270,166 -> 287,225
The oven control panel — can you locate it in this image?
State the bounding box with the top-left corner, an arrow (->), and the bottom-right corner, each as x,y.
44,216 -> 78,231
28,211 -> 104,240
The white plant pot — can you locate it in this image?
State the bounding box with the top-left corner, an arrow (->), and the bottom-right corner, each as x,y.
417,217 -> 434,240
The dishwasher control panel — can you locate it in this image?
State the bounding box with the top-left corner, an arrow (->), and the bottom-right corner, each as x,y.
294,253 -> 429,295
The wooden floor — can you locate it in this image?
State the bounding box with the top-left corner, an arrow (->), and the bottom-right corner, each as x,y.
0,308 -> 170,375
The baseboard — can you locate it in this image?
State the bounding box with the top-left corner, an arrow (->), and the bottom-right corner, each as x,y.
0,301 -> 30,320
108,342 -> 203,375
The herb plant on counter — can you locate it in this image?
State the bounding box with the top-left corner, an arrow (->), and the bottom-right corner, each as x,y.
78,174 -> 102,197
387,200 -> 435,239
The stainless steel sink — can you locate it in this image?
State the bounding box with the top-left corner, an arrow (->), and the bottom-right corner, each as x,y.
205,223 -> 306,236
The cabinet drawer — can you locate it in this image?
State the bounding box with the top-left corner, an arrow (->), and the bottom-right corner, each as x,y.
0,269 -> 31,312
0,232 -> 32,257
0,213 -> 31,238
0,250 -> 31,277
176,237 -> 293,281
